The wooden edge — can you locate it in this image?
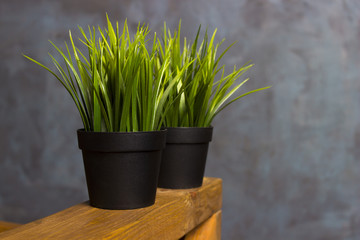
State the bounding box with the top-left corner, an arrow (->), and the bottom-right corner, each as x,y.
184,210 -> 222,240
0,177 -> 222,240
0,221 -> 21,233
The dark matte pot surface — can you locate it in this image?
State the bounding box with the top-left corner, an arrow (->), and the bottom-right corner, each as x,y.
158,127 -> 213,189
77,129 -> 166,210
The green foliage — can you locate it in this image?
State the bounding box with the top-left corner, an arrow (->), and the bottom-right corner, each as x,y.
24,16 -> 269,131
159,21 -> 271,127
24,15 -> 181,132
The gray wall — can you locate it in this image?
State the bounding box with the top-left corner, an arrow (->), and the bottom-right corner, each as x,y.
1,0 -> 360,239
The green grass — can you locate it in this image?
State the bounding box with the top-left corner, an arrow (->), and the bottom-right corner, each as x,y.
159,21 -> 271,127
24,15 -> 181,132
24,16 -> 269,131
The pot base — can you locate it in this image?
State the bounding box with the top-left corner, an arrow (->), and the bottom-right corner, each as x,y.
78,129 -> 166,210
158,143 -> 209,189
158,127 -> 213,189
83,151 -> 161,210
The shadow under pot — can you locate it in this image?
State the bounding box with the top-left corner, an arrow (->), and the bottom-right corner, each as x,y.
158,127 -> 213,189
77,129 -> 166,210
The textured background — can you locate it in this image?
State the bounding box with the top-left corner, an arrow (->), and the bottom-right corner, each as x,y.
1,0 -> 360,239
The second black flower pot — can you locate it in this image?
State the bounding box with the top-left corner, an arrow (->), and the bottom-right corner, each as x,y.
158,127 -> 213,189
77,129 -> 166,210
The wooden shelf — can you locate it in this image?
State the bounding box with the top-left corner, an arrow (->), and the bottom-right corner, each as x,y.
0,221 -> 20,234
0,177 -> 222,240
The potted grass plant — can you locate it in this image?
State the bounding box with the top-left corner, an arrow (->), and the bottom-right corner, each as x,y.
157,22 -> 270,189
24,16 -> 183,209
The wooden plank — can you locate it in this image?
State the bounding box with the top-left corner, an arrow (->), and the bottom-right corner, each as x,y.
184,210 -> 221,240
0,177 -> 222,240
0,221 -> 21,233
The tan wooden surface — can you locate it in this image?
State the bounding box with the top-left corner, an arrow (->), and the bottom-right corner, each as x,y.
0,177 -> 222,240
0,221 -> 21,234
184,210 -> 221,240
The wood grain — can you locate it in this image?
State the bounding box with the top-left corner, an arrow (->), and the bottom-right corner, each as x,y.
0,221 -> 21,234
184,210 -> 221,240
0,177 -> 222,240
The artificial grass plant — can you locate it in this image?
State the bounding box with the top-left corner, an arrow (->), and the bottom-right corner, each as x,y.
24,15 -> 182,132
159,21 -> 270,127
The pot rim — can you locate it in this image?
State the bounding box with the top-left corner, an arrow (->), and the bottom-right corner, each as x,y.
77,128 -> 167,135
162,126 -> 213,130
77,128 -> 167,152
162,126 -> 213,144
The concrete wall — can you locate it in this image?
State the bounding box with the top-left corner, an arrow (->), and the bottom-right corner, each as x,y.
1,0 -> 360,239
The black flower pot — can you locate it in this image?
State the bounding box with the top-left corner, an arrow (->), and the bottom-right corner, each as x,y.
77,129 -> 166,210
158,127 -> 213,189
